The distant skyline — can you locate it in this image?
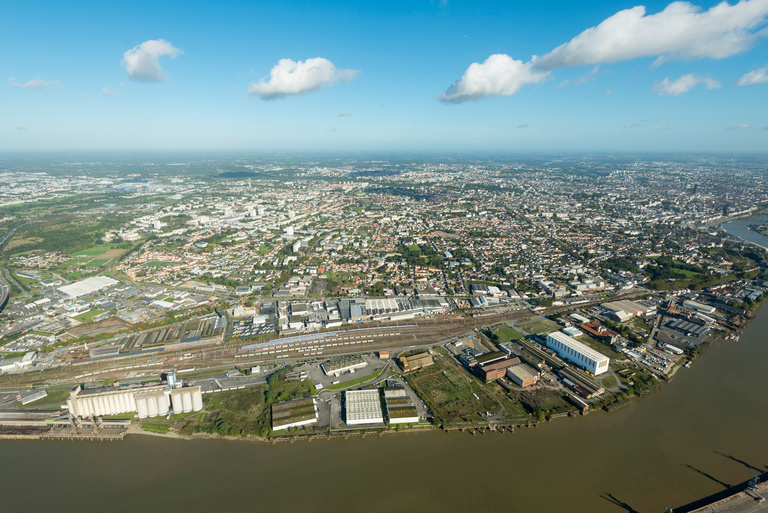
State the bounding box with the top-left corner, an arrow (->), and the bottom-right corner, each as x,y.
3,0 -> 768,152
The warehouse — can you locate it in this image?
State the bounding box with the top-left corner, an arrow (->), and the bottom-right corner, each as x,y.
546,331 -> 610,376
344,389 -> 384,425
58,276 -> 119,299
322,354 -> 368,377
271,397 -> 318,431
506,364 -> 540,388
601,300 -> 655,322
399,352 -> 434,372
473,352 -> 521,382
383,388 -> 419,424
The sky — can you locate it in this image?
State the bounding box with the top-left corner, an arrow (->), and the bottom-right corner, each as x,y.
3,0 -> 768,152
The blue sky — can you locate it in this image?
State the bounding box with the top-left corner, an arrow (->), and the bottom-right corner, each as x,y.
3,0 -> 768,152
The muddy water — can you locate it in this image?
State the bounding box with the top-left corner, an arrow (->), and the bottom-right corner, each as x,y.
1,309 -> 767,512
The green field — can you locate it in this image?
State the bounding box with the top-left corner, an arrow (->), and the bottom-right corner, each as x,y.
73,244 -> 118,257
84,258 -> 110,268
496,326 -> 523,342
518,318 -> 559,334
73,309 -> 105,323
405,349 -> 528,426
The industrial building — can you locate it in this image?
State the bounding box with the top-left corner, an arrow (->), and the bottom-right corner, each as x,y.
383,388 -> 419,424
322,354 -> 367,377
506,364 -> 540,388
57,276 -> 119,299
546,331 -> 610,376
66,377 -> 203,420
601,300 -> 655,322
473,351 -> 521,382
344,389 -> 384,426
682,300 -> 716,315
399,352 -> 434,372
271,397 -> 318,431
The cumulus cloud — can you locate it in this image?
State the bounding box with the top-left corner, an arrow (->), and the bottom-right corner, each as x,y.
121,39 -> 181,82
653,74 -> 722,95
8,77 -> 61,90
656,124 -> 670,130
540,0 -> 768,69
441,0 -> 768,102
728,123 -> 751,129
337,111 -> 351,117
438,54 -> 549,103
737,66 -> 768,85
248,58 -> 359,100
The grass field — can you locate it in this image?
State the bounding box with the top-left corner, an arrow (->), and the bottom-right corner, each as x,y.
84,258 -> 110,268
496,326 -> 522,342
73,244 -> 118,257
518,318 -> 559,334
406,348 -> 528,426
73,309 -> 105,323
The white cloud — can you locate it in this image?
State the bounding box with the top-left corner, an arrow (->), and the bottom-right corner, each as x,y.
8,77 -> 61,90
248,58 -> 359,99
540,0 -> 768,69
438,54 -> 549,103
656,124 -> 670,130
737,66 -> 768,85
653,74 -> 722,95
121,39 -> 182,82
337,111 -> 351,117
729,123 -> 751,129
441,0 -> 768,102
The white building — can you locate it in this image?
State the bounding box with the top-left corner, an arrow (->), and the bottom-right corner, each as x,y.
67,383 -> 203,419
546,331 -> 610,375
345,389 -> 384,426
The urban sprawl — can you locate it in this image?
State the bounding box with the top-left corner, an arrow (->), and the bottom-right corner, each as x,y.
0,154 -> 766,440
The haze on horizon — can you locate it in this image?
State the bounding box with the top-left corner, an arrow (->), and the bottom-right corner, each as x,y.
3,0 -> 768,153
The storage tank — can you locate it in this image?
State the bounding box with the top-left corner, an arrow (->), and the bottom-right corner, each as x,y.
159,394 -> 170,414
136,397 -> 148,419
107,394 -> 117,415
181,391 -> 193,413
192,390 -> 203,412
171,392 -> 183,414
147,395 -> 158,417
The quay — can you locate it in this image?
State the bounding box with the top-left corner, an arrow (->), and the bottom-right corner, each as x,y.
674,474 -> 768,513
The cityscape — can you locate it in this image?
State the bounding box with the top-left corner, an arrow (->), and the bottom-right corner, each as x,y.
4,0 -> 768,512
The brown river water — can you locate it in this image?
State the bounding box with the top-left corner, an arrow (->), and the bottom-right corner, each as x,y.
1,306 -> 767,512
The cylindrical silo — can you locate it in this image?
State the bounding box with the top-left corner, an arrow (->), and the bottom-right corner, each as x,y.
136,397 -> 148,419
181,391 -> 193,413
192,390 -> 203,412
171,392 -> 183,414
108,394 -> 117,415
160,394 -> 170,414
128,393 -> 137,412
147,396 -> 158,417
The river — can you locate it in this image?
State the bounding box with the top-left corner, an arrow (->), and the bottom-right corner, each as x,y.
1,309 -> 768,511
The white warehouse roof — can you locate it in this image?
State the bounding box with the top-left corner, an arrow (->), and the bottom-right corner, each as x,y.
58,276 -> 119,299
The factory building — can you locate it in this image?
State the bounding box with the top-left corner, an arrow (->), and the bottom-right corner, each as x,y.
546,331 -> 610,376
271,397 -> 318,431
322,354 -> 368,377
67,380 -> 203,420
473,351 -> 521,382
601,300 -> 655,322
399,352 -> 434,372
506,364 -> 540,388
344,389 -> 384,426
